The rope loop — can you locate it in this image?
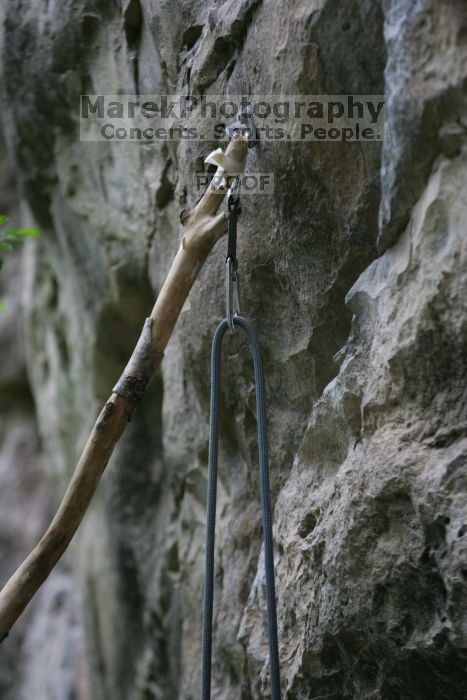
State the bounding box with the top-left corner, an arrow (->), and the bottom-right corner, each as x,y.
200,316 -> 282,700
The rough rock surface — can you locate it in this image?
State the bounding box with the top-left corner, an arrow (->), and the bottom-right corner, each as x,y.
0,138 -> 87,699
0,0 -> 466,698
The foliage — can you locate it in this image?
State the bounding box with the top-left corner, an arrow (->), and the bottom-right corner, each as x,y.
0,215 -> 39,309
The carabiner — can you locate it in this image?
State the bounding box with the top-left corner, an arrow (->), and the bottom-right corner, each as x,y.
228,176 -> 241,212
225,257 -> 240,332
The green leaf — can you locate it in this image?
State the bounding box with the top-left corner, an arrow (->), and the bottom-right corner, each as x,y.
0,299 -> 5,311
0,219 -> 40,283
3,227 -> 39,238
12,227 -> 40,237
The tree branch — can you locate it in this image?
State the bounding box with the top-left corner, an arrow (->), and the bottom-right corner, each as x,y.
0,134 -> 248,642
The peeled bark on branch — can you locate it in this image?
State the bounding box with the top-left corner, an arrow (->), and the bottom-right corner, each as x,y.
0,134 -> 248,642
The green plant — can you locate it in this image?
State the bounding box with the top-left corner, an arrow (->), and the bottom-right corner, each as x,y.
0,214 -> 39,309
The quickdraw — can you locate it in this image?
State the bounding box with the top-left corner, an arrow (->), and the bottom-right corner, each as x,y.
200,178 -> 282,700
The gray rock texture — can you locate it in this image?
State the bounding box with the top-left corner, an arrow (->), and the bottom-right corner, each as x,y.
0,138 -> 87,699
0,0 -> 466,698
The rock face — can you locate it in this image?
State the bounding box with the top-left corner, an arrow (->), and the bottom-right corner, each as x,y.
0,0 -> 466,698
0,138 -> 87,699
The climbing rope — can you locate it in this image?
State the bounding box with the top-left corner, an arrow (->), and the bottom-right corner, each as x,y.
200,180 -> 282,700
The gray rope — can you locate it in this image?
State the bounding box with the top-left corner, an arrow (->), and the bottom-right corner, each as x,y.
200,315 -> 281,700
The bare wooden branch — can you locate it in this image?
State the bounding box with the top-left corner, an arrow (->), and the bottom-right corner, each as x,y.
0,134 -> 248,642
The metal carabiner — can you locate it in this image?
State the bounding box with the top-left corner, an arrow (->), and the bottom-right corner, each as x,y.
227,176 -> 241,211
225,257 -> 240,332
